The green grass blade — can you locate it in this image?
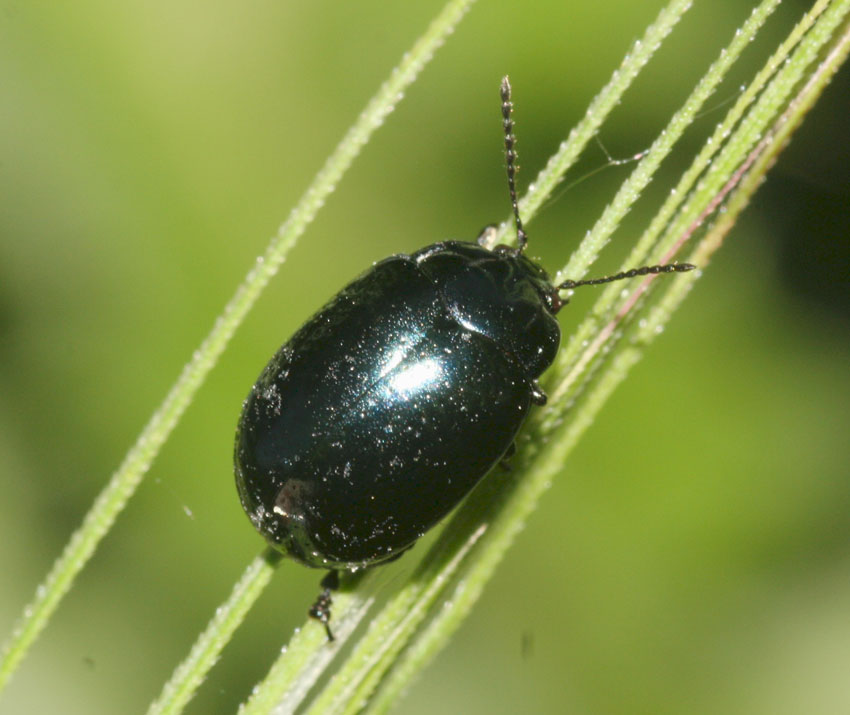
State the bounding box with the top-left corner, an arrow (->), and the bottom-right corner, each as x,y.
310,1 -> 782,709
556,0 -> 781,284
362,2 -> 850,712
146,549 -> 282,715
484,0 -> 693,250
238,571 -> 378,715
239,0 -> 693,712
644,0 -> 850,344
0,0 -> 477,697
545,0 -> 833,414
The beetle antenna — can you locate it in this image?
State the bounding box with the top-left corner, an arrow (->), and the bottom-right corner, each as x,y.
558,262 -> 696,291
501,76 -> 528,253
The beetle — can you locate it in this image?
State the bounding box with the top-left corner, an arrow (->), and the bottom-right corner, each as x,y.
234,77 -> 694,638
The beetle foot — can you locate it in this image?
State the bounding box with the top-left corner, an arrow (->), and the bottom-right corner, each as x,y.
530,382 -> 547,406
309,570 -> 340,641
498,442 -> 517,471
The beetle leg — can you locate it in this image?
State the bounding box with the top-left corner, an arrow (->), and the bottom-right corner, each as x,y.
309,570 -> 340,641
498,442 -> 517,471
530,381 -> 547,406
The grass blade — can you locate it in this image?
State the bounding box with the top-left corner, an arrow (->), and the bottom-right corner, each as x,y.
0,0 -> 477,697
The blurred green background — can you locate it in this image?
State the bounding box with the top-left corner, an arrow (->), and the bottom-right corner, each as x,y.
1,1 -> 849,713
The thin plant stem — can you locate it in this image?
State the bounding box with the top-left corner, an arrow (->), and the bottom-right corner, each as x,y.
358,2 -> 850,712
482,0 -> 694,250
146,549 -> 282,715
238,571 -> 378,715
555,0 -> 781,283
242,0 -> 694,711
0,0 -> 477,696
370,10 -> 850,697
311,0 -> 780,706
546,0 -> 832,408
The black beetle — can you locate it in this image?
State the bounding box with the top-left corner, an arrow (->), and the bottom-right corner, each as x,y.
234,77 -> 694,638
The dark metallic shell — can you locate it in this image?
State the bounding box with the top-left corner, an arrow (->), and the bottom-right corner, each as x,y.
235,241 -> 560,569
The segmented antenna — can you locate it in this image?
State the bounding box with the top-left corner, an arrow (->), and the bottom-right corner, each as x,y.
498,76 -> 696,288
500,76 -> 528,252
559,262 -> 696,291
